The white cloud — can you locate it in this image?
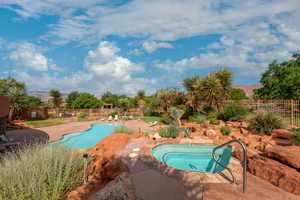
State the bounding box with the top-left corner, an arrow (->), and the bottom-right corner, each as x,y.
85,41 -> 143,82
142,41 -> 173,53
11,41 -> 156,96
8,43 -> 49,71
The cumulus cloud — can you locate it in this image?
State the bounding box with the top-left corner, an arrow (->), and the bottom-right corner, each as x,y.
142,41 -> 173,53
8,43 -> 49,71
85,41 -> 143,82
11,41 -> 156,96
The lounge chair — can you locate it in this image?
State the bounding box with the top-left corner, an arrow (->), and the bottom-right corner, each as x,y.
108,116 -> 113,121
114,115 -> 119,121
149,121 -> 158,127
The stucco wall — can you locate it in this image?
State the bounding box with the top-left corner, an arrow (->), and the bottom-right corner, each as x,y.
0,96 -> 9,117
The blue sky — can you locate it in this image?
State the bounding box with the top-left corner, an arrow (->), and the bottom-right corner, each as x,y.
0,0 -> 300,96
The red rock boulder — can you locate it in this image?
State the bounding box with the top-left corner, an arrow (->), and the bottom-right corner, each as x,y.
265,145 -> 300,170
247,155 -> 300,195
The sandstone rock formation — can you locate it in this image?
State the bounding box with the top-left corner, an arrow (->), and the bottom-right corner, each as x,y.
265,145 -> 300,170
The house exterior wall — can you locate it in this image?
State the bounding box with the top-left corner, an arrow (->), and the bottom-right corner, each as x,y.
0,96 -> 9,117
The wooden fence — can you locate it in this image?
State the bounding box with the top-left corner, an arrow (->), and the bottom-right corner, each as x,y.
227,100 -> 300,127
48,108 -> 142,117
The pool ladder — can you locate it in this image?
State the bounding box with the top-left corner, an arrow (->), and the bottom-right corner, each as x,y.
212,139 -> 247,193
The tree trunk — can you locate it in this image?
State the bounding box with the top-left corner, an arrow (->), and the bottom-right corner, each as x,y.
8,108 -> 14,121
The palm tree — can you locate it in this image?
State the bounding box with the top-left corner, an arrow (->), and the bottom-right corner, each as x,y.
215,69 -> 232,101
183,75 -> 202,112
199,73 -> 223,110
50,89 -> 62,116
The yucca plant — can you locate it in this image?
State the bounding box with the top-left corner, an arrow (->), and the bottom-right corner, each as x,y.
169,107 -> 185,127
247,111 -> 286,135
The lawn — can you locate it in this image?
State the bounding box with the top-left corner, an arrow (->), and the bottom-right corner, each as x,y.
26,118 -> 68,128
136,116 -> 163,123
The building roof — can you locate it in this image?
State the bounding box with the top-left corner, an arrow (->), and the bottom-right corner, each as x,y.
232,85 -> 262,97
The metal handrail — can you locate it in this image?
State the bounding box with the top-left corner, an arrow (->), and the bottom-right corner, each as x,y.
212,139 -> 247,193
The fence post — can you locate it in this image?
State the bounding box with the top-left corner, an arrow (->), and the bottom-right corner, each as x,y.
291,100 -> 294,127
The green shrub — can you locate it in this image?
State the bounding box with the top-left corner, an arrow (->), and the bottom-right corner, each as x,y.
0,146 -> 82,200
293,130 -> 300,146
78,112 -> 89,119
144,111 -> 160,117
200,105 -> 215,116
188,114 -> 206,124
220,125 -> 231,136
207,112 -> 220,125
161,117 -> 173,125
220,103 -> 248,121
209,117 -> 220,125
112,126 -> 134,135
247,111 -> 286,134
108,111 -> 118,117
159,126 -> 179,138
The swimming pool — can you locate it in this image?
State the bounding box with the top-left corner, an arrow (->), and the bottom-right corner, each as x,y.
152,144 -> 232,173
50,123 -> 121,149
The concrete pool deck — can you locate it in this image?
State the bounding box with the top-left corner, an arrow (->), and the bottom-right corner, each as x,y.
6,119 -> 155,143
90,138 -> 299,200
5,120 -> 300,199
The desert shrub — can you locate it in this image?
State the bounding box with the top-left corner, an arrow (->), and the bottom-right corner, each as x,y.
161,117 -> 173,125
220,125 -> 231,136
78,112 -> 89,119
0,146 -> 82,200
159,126 -> 179,138
112,126 -> 134,135
247,111 -> 286,134
144,111 -> 160,117
208,117 -> 220,125
108,111 -> 118,117
200,105 -> 215,116
293,130 -> 300,146
220,103 -> 248,121
207,112 -> 220,125
188,113 -> 206,124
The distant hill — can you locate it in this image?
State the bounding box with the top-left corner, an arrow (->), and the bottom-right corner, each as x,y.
29,91 -> 67,102
232,85 -> 262,97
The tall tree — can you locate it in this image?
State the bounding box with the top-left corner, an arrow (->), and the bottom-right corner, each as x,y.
26,96 -> 43,108
50,89 -> 62,108
0,77 -> 27,120
255,54 -> 300,99
199,73 -> 223,109
70,93 -> 101,109
66,91 -> 80,108
136,90 -> 145,100
229,88 -> 248,100
183,75 -> 201,111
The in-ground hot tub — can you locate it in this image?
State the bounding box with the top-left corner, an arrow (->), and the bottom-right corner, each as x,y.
152,144 -> 232,173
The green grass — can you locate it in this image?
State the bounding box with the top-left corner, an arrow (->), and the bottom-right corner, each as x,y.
112,126 -> 134,135
0,146 -> 82,200
77,117 -> 96,122
26,118 -> 68,128
134,116 -> 163,123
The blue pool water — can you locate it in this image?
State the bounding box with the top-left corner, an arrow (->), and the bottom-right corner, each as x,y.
50,123 -> 121,149
152,144 -> 232,173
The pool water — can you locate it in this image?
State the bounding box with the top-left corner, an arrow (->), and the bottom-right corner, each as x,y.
152,144 -> 232,173
50,123 -> 121,149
